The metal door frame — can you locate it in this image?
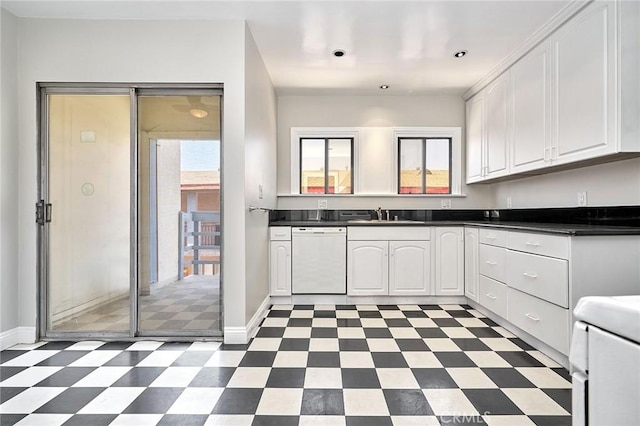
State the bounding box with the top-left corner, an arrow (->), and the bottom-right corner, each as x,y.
37,83 -> 224,340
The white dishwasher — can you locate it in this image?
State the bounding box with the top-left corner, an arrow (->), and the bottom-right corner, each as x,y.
292,227 -> 346,294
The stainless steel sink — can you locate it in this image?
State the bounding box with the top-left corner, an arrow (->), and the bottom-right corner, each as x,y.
347,219 -> 424,225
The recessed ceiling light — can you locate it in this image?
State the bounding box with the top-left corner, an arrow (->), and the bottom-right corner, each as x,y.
332,49 -> 346,57
454,50 -> 468,58
190,108 -> 208,118
380,85 -> 389,90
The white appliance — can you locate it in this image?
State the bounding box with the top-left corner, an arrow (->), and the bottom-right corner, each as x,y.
292,227 -> 346,294
570,296 -> 640,426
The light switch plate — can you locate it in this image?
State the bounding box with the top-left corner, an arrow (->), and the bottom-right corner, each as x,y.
258,184 -> 264,199
507,196 -> 513,209
577,191 -> 588,207
318,199 -> 328,209
441,199 -> 451,209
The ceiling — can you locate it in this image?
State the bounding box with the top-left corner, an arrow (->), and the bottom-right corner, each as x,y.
2,0 -> 571,95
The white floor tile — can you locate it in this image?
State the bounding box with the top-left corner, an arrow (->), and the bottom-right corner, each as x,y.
390,416 -> 440,426
283,328 -> 312,338
299,415 -> 346,426
397,305 -> 422,311
483,415 -> 536,426
0,387 -> 65,413
1,351 -> 59,367
359,318 -> 387,328
66,341 -> 107,351
205,351 -> 246,367
377,368 -> 419,389
447,367 -> 498,389
0,366 -> 62,387
422,389 -> 479,416
356,305 -> 378,311
72,367 -> 132,387
260,318 -> 289,327
426,311 -> 452,318
389,328 -> 420,339
423,338 -> 461,352
339,352 -> 374,368
480,338 -> 523,352
149,367 -> 201,387
516,368 -> 571,388
167,387 -> 224,414
502,388 -> 569,415
465,351 -> 511,368
271,305 -> 293,310
440,304 -> 464,310
366,338 -> 400,352
311,318 -> 337,328
5,342 -> 47,351
407,318 -> 437,328
205,415 -> 254,425
442,327 -> 476,339
69,350 -> 121,367
308,338 -> 339,352
247,338 -> 281,351
402,352 -> 443,368
273,351 -> 308,368
335,310 -> 359,319
125,341 -> 164,351
78,388 -> 145,414
136,350 -> 182,367
188,342 -> 222,351
303,368 -> 342,389
226,367 -> 271,388
455,318 -> 489,328
314,305 -> 335,311
255,388 -> 303,415
14,414 -> 72,426
337,328 -> 365,339
380,311 -> 405,319
110,414 -> 164,426
343,389 -> 389,416
290,310 -> 314,319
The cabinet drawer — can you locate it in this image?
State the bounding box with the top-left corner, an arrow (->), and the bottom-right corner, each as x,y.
479,275 -> 508,319
270,227 -> 291,241
479,229 -> 507,247
506,250 -> 569,307
507,231 -> 569,259
347,227 -> 431,241
507,288 -> 569,354
479,244 -> 507,282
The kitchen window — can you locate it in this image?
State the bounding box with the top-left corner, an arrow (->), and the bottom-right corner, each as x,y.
398,137 -> 452,194
300,137 -> 354,194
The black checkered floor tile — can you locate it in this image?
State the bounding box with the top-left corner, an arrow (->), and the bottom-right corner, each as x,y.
0,304 -> 571,425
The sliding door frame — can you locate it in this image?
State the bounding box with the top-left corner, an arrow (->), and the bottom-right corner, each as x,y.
36,83 -> 224,341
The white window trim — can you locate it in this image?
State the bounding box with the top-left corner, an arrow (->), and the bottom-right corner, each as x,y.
392,127 -> 462,195
290,127 -> 362,195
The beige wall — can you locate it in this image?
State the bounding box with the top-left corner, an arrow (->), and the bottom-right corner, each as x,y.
244,25 -> 277,324
15,18 -> 248,333
0,8 -> 20,335
490,158 -> 640,209
276,95 -> 493,210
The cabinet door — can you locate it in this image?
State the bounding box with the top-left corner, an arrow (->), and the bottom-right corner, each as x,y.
551,1 -> 616,164
466,95 -> 485,183
434,227 -> 464,296
484,72 -> 510,178
511,41 -> 550,173
464,228 -> 479,302
389,241 -> 430,296
269,241 -> 291,296
347,241 -> 388,296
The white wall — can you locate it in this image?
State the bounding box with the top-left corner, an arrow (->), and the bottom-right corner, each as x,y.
244,25 -> 277,324
15,18 -> 248,333
0,8 -> 20,336
491,158 -> 640,209
156,140 -> 180,284
277,95 -> 493,210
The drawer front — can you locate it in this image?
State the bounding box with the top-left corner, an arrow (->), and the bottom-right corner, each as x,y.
507,288 -> 569,354
347,227 -> 431,241
507,231 -> 569,259
270,227 -> 291,241
479,244 -> 507,282
479,275 -> 508,319
479,229 -> 507,247
506,250 -> 569,307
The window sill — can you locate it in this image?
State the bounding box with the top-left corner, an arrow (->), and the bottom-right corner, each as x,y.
277,193 -> 468,198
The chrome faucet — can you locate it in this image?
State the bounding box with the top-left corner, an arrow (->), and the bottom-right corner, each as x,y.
375,207 -> 383,221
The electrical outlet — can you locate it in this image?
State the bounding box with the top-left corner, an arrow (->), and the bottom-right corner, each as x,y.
506,196 -> 513,209
577,191 -> 588,207
258,184 -> 264,199
318,199 -> 328,209
441,199 -> 452,209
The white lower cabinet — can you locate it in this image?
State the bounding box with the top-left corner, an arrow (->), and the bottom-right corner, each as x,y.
389,241 -> 430,296
464,227 -> 479,302
478,275 -> 508,319
434,227 -> 464,296
347,241 -> 389,296
269,241 -> 291,296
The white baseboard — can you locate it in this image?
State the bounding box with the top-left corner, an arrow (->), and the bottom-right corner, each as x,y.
223,295 -> 270,345
270,295 -> 468,306
52,291 -> 129,325
0,327 -> 37,350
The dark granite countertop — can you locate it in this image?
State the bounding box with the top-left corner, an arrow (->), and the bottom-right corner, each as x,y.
269,220 -> 640,236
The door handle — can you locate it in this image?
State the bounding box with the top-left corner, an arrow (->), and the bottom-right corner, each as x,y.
486,293 -> 497,300
523,272 -> 538,279
485,260 -> 497,265
525,313 -> 540,322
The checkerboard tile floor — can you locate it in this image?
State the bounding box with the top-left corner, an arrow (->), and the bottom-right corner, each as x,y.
0,304 -> 571,425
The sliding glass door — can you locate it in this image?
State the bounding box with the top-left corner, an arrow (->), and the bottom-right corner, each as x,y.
38,85 -> 223,339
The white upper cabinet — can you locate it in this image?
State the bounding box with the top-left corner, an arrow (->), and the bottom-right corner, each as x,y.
466,96 -> 485,183
511,41 -> 550,173
550,0 -> 615,164
466,0 -> 639,183
484,73 -> 510,178
389,241 -> 431,296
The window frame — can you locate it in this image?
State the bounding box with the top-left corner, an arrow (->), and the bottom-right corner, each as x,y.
299,137 -> 355,195
397,137 -> 453,194
290,127 -> 361,195
393,127 -> 462,196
